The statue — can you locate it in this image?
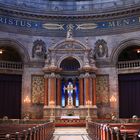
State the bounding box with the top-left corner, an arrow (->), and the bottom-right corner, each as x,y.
66,24 -> 74,39
45,50 -> 50,65
89,49 -> 95,64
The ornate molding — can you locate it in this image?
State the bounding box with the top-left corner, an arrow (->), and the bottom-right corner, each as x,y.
1,4 -> 140,20
44,73 -> 61,78
1,7 -> 140,36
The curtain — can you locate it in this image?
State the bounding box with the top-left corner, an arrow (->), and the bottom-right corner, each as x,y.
0,74 -> 22,119
119,73 -> 140,118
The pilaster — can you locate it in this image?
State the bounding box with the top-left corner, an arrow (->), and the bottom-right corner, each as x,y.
79,74 -> 84,106
56,75 -> 61,107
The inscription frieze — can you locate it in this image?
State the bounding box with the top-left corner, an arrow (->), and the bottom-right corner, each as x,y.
0,15 -> 140,32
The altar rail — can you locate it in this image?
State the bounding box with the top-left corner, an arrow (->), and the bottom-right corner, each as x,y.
118,60 -> 140,69
55,118 -> 85,127
0,61 -> 23,71
87,120 -> 140,140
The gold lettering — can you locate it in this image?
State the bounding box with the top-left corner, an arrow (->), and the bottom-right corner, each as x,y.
108,21 -> 116,27
3,17 -> 7,24
123,19 -> 130,25
20,20 -> 26,27
0,17 -> 3,23
138,17 -> 140,22
8,19 -> 13,25
26,22 -> 32,28
116,20 -> 122,26
14,19 -> 18,26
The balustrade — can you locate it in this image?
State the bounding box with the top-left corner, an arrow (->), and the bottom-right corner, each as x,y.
118,60 -> 140,69
0,61 -> 23,71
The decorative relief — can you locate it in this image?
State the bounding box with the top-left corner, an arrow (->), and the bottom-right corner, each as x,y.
31,75 -> 45,104
94,39 -> 108,59
43,23 -> 64,30
66,24 -> 74,39
96,75 -> 109,105
45,51 -> 51,66
89,48 -> 95,65
76,23 -> 97,30
58,44 -> 83,50
32,39 -> 46,59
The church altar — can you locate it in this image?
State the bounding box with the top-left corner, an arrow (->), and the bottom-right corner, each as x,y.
43,106 -> 97,119
61,116 -> 80,119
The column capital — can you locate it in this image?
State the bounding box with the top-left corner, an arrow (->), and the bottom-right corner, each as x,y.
44,72 -> 57,78
84,72 -> 90,78
91,73 -> 96,78
79,74 -> 85,79
56,74 -> 61,79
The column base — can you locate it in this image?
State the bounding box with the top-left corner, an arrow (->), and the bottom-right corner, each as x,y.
92,105 -> 98,118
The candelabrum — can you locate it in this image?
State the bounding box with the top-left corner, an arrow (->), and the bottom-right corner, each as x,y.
23,96 -> 31,119
110,95 -> 117,115
85,100 -> 92,130
86,100 -> 92,120
49,100 -> 55,122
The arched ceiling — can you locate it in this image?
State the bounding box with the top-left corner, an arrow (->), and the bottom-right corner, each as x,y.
0,0 -> 139,14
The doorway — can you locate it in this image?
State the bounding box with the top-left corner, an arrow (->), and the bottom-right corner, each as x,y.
0,74 -> 22,119
119,73 -> 140,118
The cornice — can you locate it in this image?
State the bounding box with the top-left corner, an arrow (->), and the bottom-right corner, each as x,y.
0,4 -> 140,21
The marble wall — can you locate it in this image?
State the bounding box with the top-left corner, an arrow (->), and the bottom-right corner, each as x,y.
0,28 -> 139,118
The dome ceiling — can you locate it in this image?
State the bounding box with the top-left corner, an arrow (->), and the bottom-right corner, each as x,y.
0,0 -> 140,14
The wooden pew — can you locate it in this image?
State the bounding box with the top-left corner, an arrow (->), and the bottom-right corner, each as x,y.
87,121 -> 140,140
0,122 -> 54,140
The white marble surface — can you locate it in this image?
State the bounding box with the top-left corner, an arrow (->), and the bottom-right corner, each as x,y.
61,116 -> 80,119
53,127 -> 91,140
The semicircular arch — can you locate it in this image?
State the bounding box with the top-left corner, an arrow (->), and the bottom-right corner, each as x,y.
58,55 -> 82,69
0,38 -> 30,63
111,38 -> 140,66
51,39 -> 89,50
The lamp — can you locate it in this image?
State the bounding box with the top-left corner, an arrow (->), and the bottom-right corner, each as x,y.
0,49 -> 3,54
24,96 -> 31,104
110,95 -> 117,103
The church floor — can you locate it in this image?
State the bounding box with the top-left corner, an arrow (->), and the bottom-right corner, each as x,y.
52,127 -> 91,140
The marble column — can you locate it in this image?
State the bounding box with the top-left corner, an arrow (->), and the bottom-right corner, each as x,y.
79,74 -> 84,106
44,77 -> 48,106
49,73 -> 56,106
93,78 -> 96,106
56,76 -> 61,106
84,72 -> 90,104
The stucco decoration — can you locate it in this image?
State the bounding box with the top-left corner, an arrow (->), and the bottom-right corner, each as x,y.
94,39 -> 108,59
66,24 -> 74,39
31,75 -> 45,104
96,75 -> 109,105
32,39 -> 46,59
89,48 -> 95,66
